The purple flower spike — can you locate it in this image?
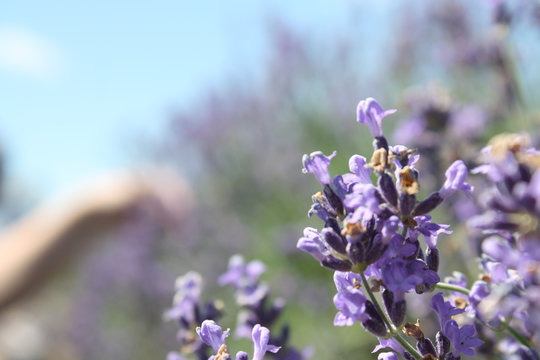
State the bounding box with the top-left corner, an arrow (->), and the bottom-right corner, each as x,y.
440,160 -> 473,199
196,320 -> 230,353
444,320 -> 484,356
164,271 -> 203,324
356,97 -> 397,137
302,151 -> 337,185
251,324 -> 281,360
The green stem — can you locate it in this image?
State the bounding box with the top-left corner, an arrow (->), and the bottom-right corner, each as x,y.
501,319 -> 533,349
433,282 -> 470,295
360,272 -> 423,359
434,282 -> 533,348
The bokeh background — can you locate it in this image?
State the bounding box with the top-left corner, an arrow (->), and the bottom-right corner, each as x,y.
1,0 -> 540,359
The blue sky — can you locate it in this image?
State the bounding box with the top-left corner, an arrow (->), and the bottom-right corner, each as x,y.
0,0 -> 394,201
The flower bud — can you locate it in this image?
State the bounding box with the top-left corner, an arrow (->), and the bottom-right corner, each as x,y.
403,352 -> 415,360
321,256 -> 352,271
375,136 -> 390,151
346,241 -> 365,265
362,300 -> 388,337
391,299 -> 406,327
399,193 -> 416,217
322,227 -> 347,255
325,217 -> 342,237
426,247 -> 439,272
365,235 -> 387,265
379,172 -> 398,207
416,337 -> 437,357
413,192 -> 443,216
436,331 -> 450,357
382,289 -> 394,313
382,289 -> 406,326
324,185 -> 344,217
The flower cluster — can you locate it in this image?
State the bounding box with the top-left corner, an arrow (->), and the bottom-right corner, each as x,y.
463,133 -> 540,357
195,320 -> 280,360
166,255 -> 308,360
164,272 -> 223,360
298,98 -> 488,359
220,255 -> 311,360
166,98 -> 540,360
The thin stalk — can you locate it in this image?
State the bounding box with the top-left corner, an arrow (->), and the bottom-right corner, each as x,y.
433,282 -> 470,295
360,272 -> 422,359
501,319 -> 533,349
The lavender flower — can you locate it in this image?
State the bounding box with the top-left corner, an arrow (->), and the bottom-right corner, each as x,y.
196,321 -> 280,360
373,337 -> 405,356
165,271 -> 203,324
251,324 -> 281,360
382,259 -> 439,293
219,255 -> 309,360
430,292 -> 465,331
444,320 -> 484,357
332,271 -> 368,326
196,320 -> 231,353
356,97 -> 396,138
439,160 -> 474,199
219,255 -> 266,288
302,151 -> 337,185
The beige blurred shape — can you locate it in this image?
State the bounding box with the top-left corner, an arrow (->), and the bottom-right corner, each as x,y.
0,166 -> 194,311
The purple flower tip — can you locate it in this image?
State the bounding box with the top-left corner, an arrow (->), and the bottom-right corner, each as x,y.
356,97 -> 396,137
302,151 -> 337,185
252,324 -> 281,360
440,160 -> 473,199
196,320 -> 230,353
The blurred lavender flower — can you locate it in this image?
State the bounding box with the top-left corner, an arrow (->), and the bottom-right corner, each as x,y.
165,271 -> 223,360
196,320 -> 280,360
220,255 -> 311,360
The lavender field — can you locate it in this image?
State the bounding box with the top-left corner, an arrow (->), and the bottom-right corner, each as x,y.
1,1 -> 540,359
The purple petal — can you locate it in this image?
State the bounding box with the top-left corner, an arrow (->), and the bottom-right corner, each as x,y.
196,320 -> 230,353
356,97 -> 396,137
440,160 -> 473,199
252,324 -> 281,360
302,151 -> 337,185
